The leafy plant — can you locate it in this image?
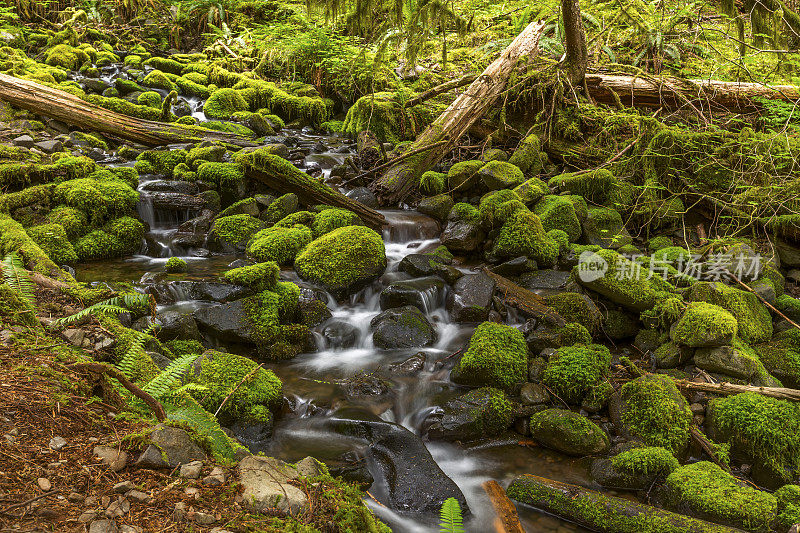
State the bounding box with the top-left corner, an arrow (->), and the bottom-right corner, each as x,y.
439,497 -> 464,533
52,293 -> 151,327
1,252 -> 35,305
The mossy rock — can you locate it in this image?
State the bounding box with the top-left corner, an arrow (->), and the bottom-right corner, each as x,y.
427,387 -> 513,441
775,484 -> 800,531
220,262 -> 279,292
581,206 -> 631,248
247,225 -> 312,265
574,249 -> 665,312
685,281 -> 772,344
420,171 -> 447,196
611,374 -> 692,456
261,193 -> 299,225
294,226 -> 386,297
25,223 -> 77,265
447,160 -> 484,191
755,328 -> 800,388
533,195 -> 582,242
204,88 -> 250,120
165,257 -> 188,273
477,160 -> 524,190
207,214 -> 266,253
670,302 -> 737,348
544,292 -> 603,335
549,169 -> 617,203
508,134 -> 546,176
530,409 -> 609,456
542,344 -> 611,405
512,176 -> 549,205
490,210 -> 559,268
450,321 -> 528,392
655,461 -> 776,532
311,208 -> 362,238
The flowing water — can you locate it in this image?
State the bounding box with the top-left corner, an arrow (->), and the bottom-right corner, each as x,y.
74,67 -> 596,532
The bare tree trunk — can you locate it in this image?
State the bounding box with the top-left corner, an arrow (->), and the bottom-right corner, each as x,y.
562,0 -> 588,85
369,21 -> 546,205
0,73 -> 254,147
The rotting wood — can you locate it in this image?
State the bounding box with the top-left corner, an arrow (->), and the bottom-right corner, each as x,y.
0,72 -> 255,147
481,480 -> 526,533
507,474 -> 746,533
676,379 -> 800,401
369,20 -> 546,205
481,267 -> 564,325
404,74 -> 478,108
238,151 -> 386,230
690,425 -> 730,472
357,130 -> 383,171
68,362 -> 166,421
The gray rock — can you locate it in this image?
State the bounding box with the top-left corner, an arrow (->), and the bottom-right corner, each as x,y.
202,466 -> 226,486
237,456 -> 309,513
440,220 -> 484,253
321,320 -> 360,349
33,140 -> 63,154
49,436 -> 67,451
140,180 -> 199,195
62,328 -> 85,346
105,497 -> 130,518
694,345 -> 759,380
94,446 -> 128,472
113,480 -> 136,493
180,460 -> 203,479
520,382 -> 550,405
12,134 -> 33,148
125,490 -> 150,503
427,388 -> 513,441
194,299 -> 256,345
417,194 -> 454,222
398,253 -> 449,277
89,520 -> 119,533
387,352 -> 426,376
654,341 -> 693,369
135,424 -> 206,469
346,187 -> 379,209
371,306 -> 437,349
153,311 -> 201,341
447,273 -> 495,323
380,276 -> 446,312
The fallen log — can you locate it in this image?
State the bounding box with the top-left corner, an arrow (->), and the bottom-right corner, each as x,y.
585,72 -> 800,113
675,379 -> 800,401
507,474 -> 745,533
369,20 -> 546,205
236,150 -> 386,230
357,130 -> 383,171
0,72 -> 255,147
481,267 -> 565,325
404,74 -> 478,108
482,480 -> 525,533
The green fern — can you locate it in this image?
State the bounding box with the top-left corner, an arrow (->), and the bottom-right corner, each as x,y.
143,353 -> 200,399
162,392 -> 243,463
439,497 -> 464,533
116,325 -> 157,378
1,252 -> 35,305
52,293 -> 151,327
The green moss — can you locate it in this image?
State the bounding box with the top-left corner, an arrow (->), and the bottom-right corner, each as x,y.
450,321 -> 528,392
574,249 -> 665,312
164,339 -> 205,357
756,328 -> 800,387
491,210 -> 559,267
311,208 -> 362,238
247,225 -> 312,265
508,134 -> 545,175
447,160 -> 484,190
685,281 -> 772,344
620,374 -> 691,455
53,178 -> 138,224
262,193 -> 299,225
85,95 -> 162,121
530,409 -> 610,455
45,44 -> 89,70
186,144 -> 225,169
0,283 -> 37,329
73,230 -> 119,261
478,189 -> 524,226
196,162 -> 245,204
188,349 -> 283,424
135,149 -> 187,177
544,292 -> 602,334
137,91 -> 162,108
775,485 -> 800,531
25,223 -> 77,264
211,215 -> 266,248
660,461 -> 776,532
47,206 -> 86,240
478,160 -> 524,190
204,88 -> 250,120
611,446 -> 679,478
648,236 -> 674,252
143,56 -> 186,75
420,171 -> 447,195
102,216 -> 146,255
165,257 -> 188,273
0,156 -> 97,190
341,91 -> 429,142
670,302 -> 737,347
708,392 -> 800,482
294,226 -> 386,293
175,76 -> 210,99
533,195 -> 582,242
549,169 -> 617,203
274,211 -> 316,228
220,262 -> 280,292
0,215 -> 67,279
142,69 -> 176,92
512,176 -> 549,205
542,344 -> 611,404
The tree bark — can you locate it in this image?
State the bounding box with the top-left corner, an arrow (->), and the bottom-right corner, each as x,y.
482,480 -> 525,533
507,474 -> 746,533
0,72 -> 255,147
675,379 -> 800,401
562,0 -> 588,85
357,130 -> 383,171
369,20 -> 546,205
584,72 -> 800,113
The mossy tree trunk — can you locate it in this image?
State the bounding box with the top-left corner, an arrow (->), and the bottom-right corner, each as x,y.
562,0 -> 588,85
369,20 -> 546,205
0,73 -> 255,147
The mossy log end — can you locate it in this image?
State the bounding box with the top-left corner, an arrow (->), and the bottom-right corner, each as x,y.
237,151 -> 386,230
369,20 -> 546,205
0,72 -> 255,147
507,474 -> 746,533
585,73 -> 800,113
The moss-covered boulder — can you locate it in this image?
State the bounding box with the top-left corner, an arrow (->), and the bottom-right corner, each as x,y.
25,224 -> 77,264
533,195 -> 582,242
512,176 -> 549,205
207,214 -> 266,253
312,208 -> 362,237
655,461 -> 776,532
220,262 -> 280,292
477,160 -> 524,190
707,392 -> 800,488
247,225 -> 312,265
508,134 -> 546,176
294,226 -> 386,297
670,302 -> 737,347
447,160 -> 484,191
549,169 -> 617,203
755,328 -> 800,388
542,344 -> 611,405
261,193 -> 299,225
370,305 -> 436,349
543,292 -> 603,334
450,322 -> 528,392
685,281 -> 772,344
574,249 -> 665,312
593,445 -> 680,489
165,257 -> 187,273
775,484 -> 800,531
204,88 -> 249,119
611,374 -> 692,455
581,206 -> 631,248
187,349 -> 283,426
427,387 -> 513,441
530,409 -> 609,456
489,210 -> 560,267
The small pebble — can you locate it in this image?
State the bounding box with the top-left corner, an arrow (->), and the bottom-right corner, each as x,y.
49,436 -> 67,450
37,478 -> 51,491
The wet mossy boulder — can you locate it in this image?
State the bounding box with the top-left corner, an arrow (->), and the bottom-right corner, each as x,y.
187,349 -> 283,426
530,409 -> 609,456
370,305 -> 437,349
135,149 -> 187,177
420,171 -> 447,195
142,69 -> 176,92
685,281 -> 772,344
653,341 -> 693,369
592,445 -> 679,489
207,214 -> 266,253
204,88 -> 249,119
447,160 -> 484,191
543,292 -> 602,335
611,374 -> 692,456
25,223 -> 77,264
574,249 -> 664,312
542,344 -> 611,405
53,178 -> 139,224
450,322 -> 528,392
247,225 -> 312,265
512,176 -> 549,205
670,302 -> 737,348
508,134 -> 546,176
478,189 -> 526,227
220,261 -> 280,292
533,195 -> 582,242
417,194 -> 454,222
477,160 -> 524,190
490,210 -> 559,267
165,257 -> 188,273
707,392 -> 800,488
312,208 -> 362,237
775,484 -> 800,531
581,206 -> 631,248
294,226 -> 387,297
441,202 -> 483,253
549,169 -> 617,203
523,321 -> 592,353
755,328 -> 800,388
261,193 -> 299,225
655,461 -> 776,532
196,162 -> 245,206
427,387 -> 513,441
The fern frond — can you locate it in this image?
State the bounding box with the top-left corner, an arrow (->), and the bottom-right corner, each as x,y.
52,293 -> 151,327
1,252 -> 35,304
439,497 -> 464,533
143,353 -> 199,399
116,328 -> 152,378
162,393 -> 242,462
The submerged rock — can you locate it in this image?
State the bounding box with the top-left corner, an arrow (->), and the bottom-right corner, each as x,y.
370,306 -> 436,349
